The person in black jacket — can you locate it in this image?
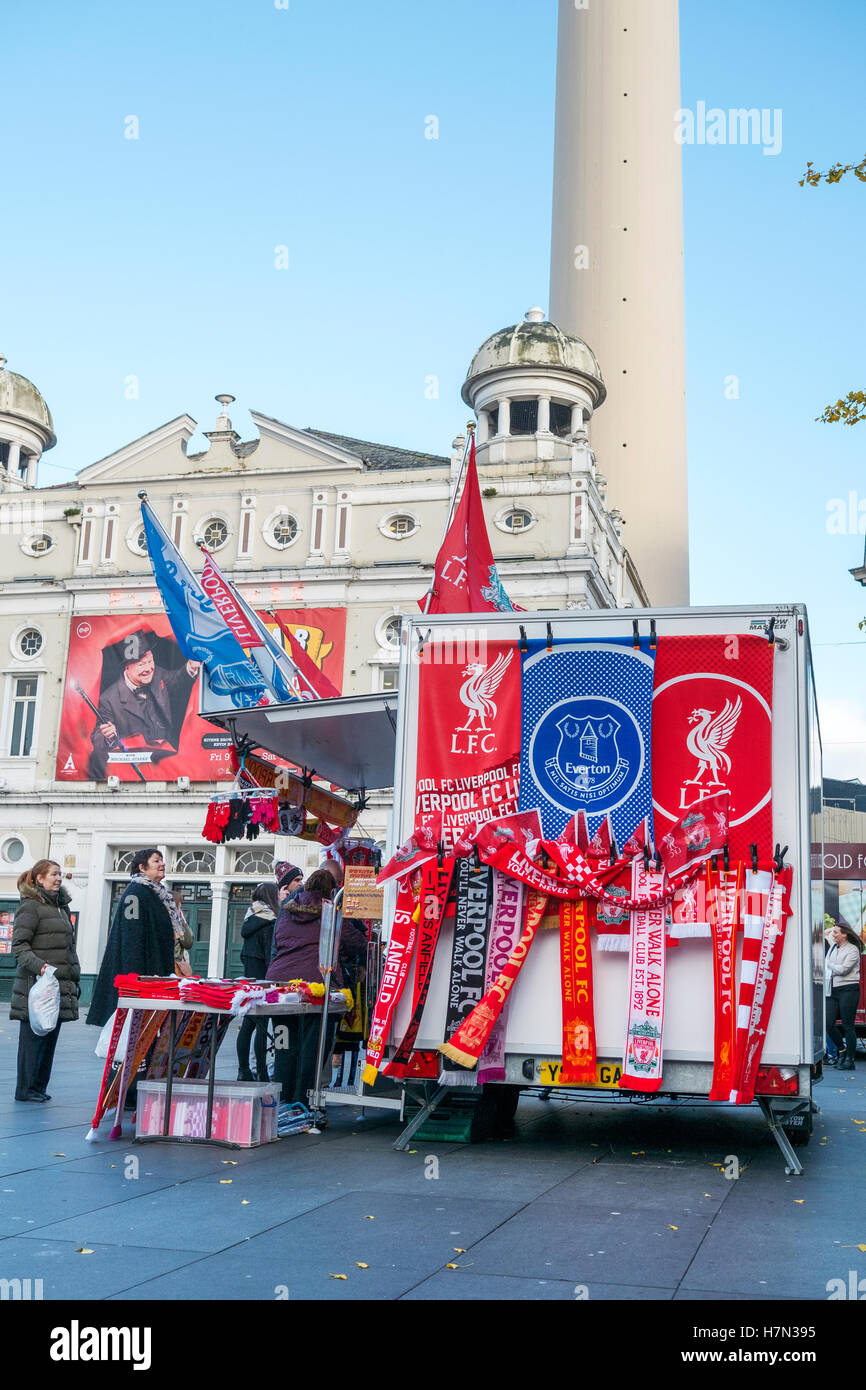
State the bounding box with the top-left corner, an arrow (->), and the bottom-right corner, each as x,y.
86,848 -> 175,1029
11,860 -> 81,1102
236,881 -> 280,1081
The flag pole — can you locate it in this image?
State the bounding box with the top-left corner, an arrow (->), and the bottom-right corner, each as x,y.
422,419 -> 476,615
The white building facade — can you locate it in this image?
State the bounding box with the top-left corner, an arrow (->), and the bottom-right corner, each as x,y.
0,310 -> 649,997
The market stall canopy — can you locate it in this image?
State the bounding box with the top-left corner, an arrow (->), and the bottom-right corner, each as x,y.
200,691 -> 398,792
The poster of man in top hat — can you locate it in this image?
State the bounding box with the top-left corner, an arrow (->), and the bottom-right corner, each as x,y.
87,627 -> 201,780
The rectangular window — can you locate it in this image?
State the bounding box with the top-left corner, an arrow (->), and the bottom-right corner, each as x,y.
487,405 -> 499,437
573,494 -> 584,541
10,677 -> 37,757
80,519 -> 92,563
313,508 -> 323,550
239,511 -> 251,555
102,517 -> 116,562
337,506 -> 348,550
381,667 -> 399,692
510,400 -> 538,435
550,402 -> 572,438
173,513 -> 184,548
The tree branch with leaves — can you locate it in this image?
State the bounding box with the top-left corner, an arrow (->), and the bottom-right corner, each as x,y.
801,154 -> 866,425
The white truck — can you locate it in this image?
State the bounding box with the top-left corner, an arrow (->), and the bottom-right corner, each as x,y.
383,603 -> 824,1172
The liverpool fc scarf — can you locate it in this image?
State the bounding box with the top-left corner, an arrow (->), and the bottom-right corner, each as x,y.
440,857 -> 494,1084
706,862 -> 742,1101
362,879 -> 420,1086
620,862 -> 667,1093
384,858 -> 454,1080
439,887 -> 547,1069
559,897 -> 597,1084
730,866 -> 792,1104
477,871 -> 526,1083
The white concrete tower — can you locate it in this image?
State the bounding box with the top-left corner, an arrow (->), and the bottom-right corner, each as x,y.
0,354 -> 56,491
549,0 -> 688,605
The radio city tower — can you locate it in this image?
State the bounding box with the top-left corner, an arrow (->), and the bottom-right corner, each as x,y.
549,0 -> 689,606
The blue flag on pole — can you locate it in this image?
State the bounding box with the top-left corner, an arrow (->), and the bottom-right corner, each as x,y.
140,499 -> 267,709
519,637 -> 656,843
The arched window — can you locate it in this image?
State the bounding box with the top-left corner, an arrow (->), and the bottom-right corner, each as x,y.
113,850 -> 137,873
234,849 -> 273,876
174,849 -> 216,875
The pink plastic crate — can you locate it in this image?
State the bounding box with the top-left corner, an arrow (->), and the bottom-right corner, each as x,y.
136,1079 -> 279,1146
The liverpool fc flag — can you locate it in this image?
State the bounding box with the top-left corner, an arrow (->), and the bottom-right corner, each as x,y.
422,435 -> 518,614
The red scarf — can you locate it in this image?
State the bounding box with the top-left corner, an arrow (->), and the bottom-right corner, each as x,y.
706,863 -> 741,1101
559,898 -> 597,1084
384,859 -> 454,1080
362,879 -> 420,1085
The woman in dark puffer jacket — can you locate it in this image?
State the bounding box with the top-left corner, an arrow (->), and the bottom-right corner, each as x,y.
11,860 -> 81,1102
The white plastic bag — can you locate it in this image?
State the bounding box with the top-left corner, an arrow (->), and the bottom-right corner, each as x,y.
94,1009 -> 132,1062
28,965 -> 60,1037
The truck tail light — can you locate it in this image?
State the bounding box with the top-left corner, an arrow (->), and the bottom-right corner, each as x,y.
755,1065 -> 799,1095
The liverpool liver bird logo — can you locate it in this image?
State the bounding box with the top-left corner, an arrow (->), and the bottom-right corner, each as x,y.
457,651 -> 513,731
685,697 -> 742,786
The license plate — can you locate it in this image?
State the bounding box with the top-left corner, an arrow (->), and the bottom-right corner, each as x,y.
537,1061 -> 622,1088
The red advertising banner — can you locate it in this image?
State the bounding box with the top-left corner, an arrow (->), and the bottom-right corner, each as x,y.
651,634 -> 773,861
414,639 -> 521,848
55,609 -> 346,784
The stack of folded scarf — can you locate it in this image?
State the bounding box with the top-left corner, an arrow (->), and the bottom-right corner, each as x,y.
114,974 -> 181,1000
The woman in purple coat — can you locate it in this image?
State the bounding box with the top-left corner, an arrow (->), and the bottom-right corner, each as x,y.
267,868 -> 367,1104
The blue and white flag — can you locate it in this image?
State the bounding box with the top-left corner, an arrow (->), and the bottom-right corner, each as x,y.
140,499 -> 267,709
519,637 -> 656,843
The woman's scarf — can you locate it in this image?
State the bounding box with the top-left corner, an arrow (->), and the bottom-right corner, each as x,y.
248,900 -> 276,922
130,874 -> 189,943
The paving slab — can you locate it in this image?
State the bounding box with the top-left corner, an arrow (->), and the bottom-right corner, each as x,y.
681,1214 -> 866,1300
0,1236 -> 210,1300
400,1271 -> 674,1300
107,1250 -> 424,1301
0,1168 -> 179,1237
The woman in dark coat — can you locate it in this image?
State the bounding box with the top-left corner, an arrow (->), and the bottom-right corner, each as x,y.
236,881 -> 280,1081
86,847 -> 175,1029
266,869 -> 367,1104
11,859 -> 81,1102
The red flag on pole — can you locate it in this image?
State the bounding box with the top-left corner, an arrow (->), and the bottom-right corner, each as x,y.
422,436 -> 520,614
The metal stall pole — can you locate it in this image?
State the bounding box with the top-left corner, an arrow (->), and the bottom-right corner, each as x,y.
309,887 -> 343,1125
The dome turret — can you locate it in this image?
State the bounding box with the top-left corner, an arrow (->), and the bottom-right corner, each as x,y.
0,355 -> 56,488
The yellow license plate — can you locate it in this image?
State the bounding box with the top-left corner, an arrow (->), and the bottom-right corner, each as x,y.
537,1061 -> 622,1088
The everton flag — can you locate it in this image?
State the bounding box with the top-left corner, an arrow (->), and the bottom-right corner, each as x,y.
519,638 -> 656,842
140,498 -> 267,709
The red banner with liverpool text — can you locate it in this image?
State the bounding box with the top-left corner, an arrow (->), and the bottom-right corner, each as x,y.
414,638 -> 521,849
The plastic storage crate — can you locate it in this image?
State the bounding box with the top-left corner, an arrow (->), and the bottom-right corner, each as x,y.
135,1079 -> 280,1146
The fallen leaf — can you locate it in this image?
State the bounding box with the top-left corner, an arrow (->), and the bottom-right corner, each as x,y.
668,1225 -> 678,1231
704,1194 -> 711,1198
222,1160 -> 238,1165
446,1263 -> 459,1269
408,1150 -> 418,1155
52,1153 -> 67,1158
77,1247 -> 94,1254
356,1262 -> 368,1268
453,1247 -> 466,1253
794,1199 -> 805,1204
852,1119 -> 866,1125
219,1179 -> 232,1184
241,1200 -> 250,1205
631,1151 -> 645,1156
329,1274 -> 347,1280
364,1215 -> 375,1220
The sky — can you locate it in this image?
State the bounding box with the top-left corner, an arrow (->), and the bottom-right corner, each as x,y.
2,0 -> 865,775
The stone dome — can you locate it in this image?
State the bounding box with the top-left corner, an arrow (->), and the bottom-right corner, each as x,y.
462,307 -> 605,408
0,356 -> 56,450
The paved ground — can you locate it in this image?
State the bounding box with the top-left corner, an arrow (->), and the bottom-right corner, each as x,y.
0,1010 -> 863,1302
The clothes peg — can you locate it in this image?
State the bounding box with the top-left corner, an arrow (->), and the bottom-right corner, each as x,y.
711,855 -> 718,872
437,841 -> 444,868
518,625 -> 528,654
655,850 -> 662,872
632,619 -> 640,650
723,843 -> 730,873
643,844 -> 650,871
609,839 -> 618,866
774,843 -> 788,873
749,843 -> 759,873
473,845 -> 481,871
649,618 -> 657,650
546,622 -> 553,652
766,617 -> 776,645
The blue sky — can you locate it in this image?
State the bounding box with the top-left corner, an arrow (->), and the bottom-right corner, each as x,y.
3,0 -> 865,773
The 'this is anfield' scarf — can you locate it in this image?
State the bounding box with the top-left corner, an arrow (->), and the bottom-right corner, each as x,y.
384,858 -> 454,1080
706,862 -> 742,1101
439,889 -> 547,1069
362,879 -> 420,1086
559,897 -> 597,1084
477,871 -> 525,1083
440,858 -> 494,1084
620,862 -> 667,1093
730,866 -> 792,1105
